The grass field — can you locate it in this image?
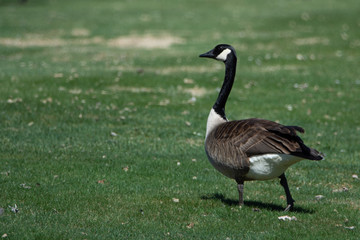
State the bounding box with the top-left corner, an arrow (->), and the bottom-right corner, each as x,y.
1,0 -> 359,239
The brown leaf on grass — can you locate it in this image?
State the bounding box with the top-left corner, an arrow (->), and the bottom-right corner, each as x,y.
40,97 -> 53,104
181,110 -> 190,115
186,222 -> 195,229
97,179 -> 105,184
0,171 -> 10,176
54,73 -> 63,78
159,99 -> 170,106
332,187 -> 349,193
7,98 -> 22,104
315,195 -> 325,200
183,78 -> 194,84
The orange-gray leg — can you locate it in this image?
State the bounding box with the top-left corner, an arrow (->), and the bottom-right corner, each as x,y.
236,179 -> 245,206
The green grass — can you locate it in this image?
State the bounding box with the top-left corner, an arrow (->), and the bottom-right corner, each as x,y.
1,0 -> 359,239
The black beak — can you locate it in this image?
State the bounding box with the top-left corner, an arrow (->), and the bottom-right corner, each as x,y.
199,49 -> 215,58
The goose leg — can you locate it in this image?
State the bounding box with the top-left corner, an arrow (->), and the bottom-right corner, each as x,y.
279,173 -> 295,211
236,179 -> 245,206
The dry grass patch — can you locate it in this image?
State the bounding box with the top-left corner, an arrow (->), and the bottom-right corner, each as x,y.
159,65 -> 221,75
0,33 -> 184,49
294,37 -> 330,46
71,28 -> 91,37
107,85 -> 209,99
107,34 -> 184,49
182,86 -> 208,98
107,86 -> 165,94
0,36 -> 66,47
255,64 -> 304,73
185,138 -> 203,147
110,64 -> 221,76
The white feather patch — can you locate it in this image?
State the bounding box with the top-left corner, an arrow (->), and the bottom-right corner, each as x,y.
245,154 -> 302,180
216,48 -> 231,61
205,108 -> 227,138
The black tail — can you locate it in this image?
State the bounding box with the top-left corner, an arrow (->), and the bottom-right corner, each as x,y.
286,125 -> 324,161
307,146 -> 325,160
294,140 -> 324,161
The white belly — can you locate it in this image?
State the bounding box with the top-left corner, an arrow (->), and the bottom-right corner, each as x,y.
245,154 -> 302,180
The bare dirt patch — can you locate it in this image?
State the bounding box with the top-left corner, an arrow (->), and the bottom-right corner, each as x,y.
159,64 -> 221,75
0,36 -> 65,47
183,86 -> 208,97
107,86 -> 165,94
71,28 -> 91,37
110,64 -> 221,75
0,33 -> 184,49
107,34 -> 184,49
294,37 -> 330,46
257,64 -> 303,72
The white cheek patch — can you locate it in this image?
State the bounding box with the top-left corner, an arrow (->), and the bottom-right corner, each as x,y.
216,48 -> 231,61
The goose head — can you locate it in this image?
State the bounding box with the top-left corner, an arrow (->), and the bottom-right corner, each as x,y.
199,44 -> 237,62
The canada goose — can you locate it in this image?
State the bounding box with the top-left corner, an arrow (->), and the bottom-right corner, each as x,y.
199,44 -> 323,211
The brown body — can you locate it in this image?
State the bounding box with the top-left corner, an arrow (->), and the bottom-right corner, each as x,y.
205,118 -> 322,182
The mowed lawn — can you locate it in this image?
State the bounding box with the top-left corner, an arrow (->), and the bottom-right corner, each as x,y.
0,0 -> 359,239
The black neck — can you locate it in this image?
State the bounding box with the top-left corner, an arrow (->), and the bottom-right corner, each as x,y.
213,54 -> 237,119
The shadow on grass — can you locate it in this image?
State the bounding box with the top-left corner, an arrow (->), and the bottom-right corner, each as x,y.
201,193 -> 314,213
